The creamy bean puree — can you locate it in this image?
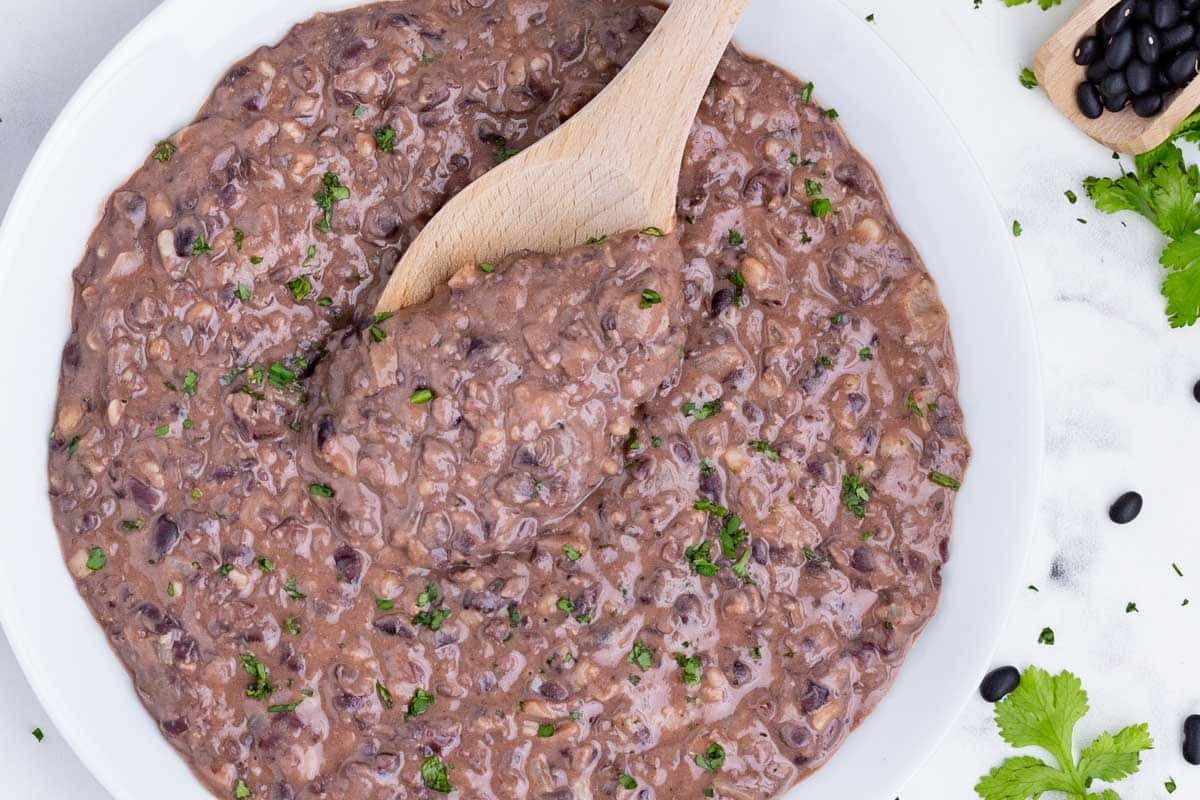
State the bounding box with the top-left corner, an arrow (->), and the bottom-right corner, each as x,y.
47,2 -> 970,798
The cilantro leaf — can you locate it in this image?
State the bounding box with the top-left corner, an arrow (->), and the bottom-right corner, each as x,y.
976,756 -> 1077,799
975,667 -> 1152,800
1160,233 -> 1200,327
1076,724 -> 1154,784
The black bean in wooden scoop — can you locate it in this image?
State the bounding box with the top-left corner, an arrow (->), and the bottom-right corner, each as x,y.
1101,69 -> 1131,97
1076,34 -> 1103,65
1109,491 -> 1143,524
1103,0 -> 1138,35
1185,715 -> 1200,765
1136,25 -> 1162,63
1135,0 -> 1154,19
1161,22 -> 1196,51
1154,0 -> 1182,29
1077,82 -> 1105,118
1086,59 -> 1112,83
1166,47 -> 1200,84
1104,90 -> 1132,111
979,666 -> 1021,703
1134,91 -> 1166,115
1126,58 -> 1155,93
1106,29 -> 1137,69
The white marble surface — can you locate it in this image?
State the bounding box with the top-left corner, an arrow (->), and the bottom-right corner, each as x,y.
2,0 -> 1199,797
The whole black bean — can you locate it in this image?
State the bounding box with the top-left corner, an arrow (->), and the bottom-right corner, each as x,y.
1101,70 -> 1131,97
1134,91 -> 1165,115
1106,29 -> 1137,69
1103,0 -> 1137,35
1134,0 -> 1154,19
1103,90 -> 1131,111
1136,25 -> 1161,63
1166,47 -> 1200,84
1086,59 -> 1112,82
1108,490 -> 1143,524
1075,35 -> 1102,65
1077,82 -> 1105,118
1154,0 -> 1182,29
1126,58 -> 1155,92
1185,715 -> 1200,765
1193,378 -> 1200,401
1161,21 -> 1196,50
1185,0 -> 1200,10
979,666 -> 1021,703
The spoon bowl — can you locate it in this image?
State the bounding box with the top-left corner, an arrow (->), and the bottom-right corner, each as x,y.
374,0 -> 749,314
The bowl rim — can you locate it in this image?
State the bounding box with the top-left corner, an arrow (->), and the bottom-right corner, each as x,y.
0,0 -> 1043,797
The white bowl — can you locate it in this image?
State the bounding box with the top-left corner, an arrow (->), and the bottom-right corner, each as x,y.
0,0 -> 1043,797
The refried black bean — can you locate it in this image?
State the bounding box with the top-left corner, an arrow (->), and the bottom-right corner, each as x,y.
46,2 -> 968,798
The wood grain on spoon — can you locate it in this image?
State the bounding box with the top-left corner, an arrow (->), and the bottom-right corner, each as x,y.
375,0 -> 749,314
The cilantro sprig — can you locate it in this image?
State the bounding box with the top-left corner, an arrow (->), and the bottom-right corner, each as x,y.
1085,115 -> 1200,327
974,666 -> 1152,800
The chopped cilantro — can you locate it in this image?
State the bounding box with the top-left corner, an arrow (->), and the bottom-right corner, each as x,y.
407,688 -> 435,717
929,470 -> 962,490
192,234 -> 212,256
627,641 -> 655,671
312,172 -> 350,234
409,387 -> 435,405
749,440 -> 780,460
727,229 -> 745,246
682,399 -> 722,420
685,540 -> 719,576
841,473 -> 869,519
563,545 -> 582,562
811,198 -> 833,218
240,653 -> 272,699
374,126 -> 396,153
674,652 -> 702,684
375,680 -> 393,709
639,289 -> 662,309
420,755 -> 452,793
152,141 -> 175,162
536,722 -> 556,737
695,742 -> 725,772
286,276 -> 313,302
284,576 -> 306,600
85,547 -> 106,571
307,482 -> 335,498
1018,67 -> 1038,89
640,226 -> 665,237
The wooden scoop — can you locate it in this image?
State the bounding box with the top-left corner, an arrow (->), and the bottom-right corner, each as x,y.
1034,0 -> 1200,154
374,0 -> 749,314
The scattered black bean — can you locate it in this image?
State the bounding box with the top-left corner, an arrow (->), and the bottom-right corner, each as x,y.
1192,377 -> 1200,402
1134,91 -> 1166,115
1077,82 -> 1105,118
1108,490 -> 1144,524
1154,0 -> 1182,29
1185,714 -> 1200,765
1076,35 -> 1103,65
1106,29 -> 1137,69
1102,0 -> 1137,35
1136,26 -> 1161,64
1160,22 -> 1196,52
979,666 -> 1021,703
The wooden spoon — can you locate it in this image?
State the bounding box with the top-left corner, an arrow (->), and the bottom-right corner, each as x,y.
375,0 -> 749,314
1033,0 -> 1200,154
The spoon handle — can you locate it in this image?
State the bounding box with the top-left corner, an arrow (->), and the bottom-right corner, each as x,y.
574,0 -> 750,230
